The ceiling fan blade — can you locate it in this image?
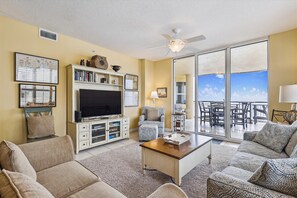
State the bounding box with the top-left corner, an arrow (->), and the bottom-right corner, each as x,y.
184,35 -> 206,43
147,45 -> 167,49
162,34 -> 173,41
184,46 -> 200,52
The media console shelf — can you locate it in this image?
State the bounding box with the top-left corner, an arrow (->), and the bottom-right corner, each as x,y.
66,64 -> 129,153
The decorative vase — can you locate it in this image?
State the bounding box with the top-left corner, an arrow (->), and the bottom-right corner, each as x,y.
111,65 -> 121,72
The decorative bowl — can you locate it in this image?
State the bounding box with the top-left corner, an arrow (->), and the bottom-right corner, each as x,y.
111,65 -> 121,72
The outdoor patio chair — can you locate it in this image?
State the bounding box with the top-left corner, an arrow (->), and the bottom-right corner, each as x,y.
232,102 -> 250,129
198,101 -> 211,125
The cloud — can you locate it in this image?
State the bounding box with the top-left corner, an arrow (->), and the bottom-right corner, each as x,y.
216,74 -> 224,79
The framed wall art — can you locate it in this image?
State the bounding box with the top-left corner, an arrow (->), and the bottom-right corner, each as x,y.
124,91 -> 139,107
19,84 -> 56,108
157,87 -> 167,98
125,74 -> 138,90
15,52 -> 59,84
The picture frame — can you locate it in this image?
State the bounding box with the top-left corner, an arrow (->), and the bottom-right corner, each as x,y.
157,87 -> 167,98
15,52 -> 59,84
124,91 -> 139,107
125,74 -> 138,90
19,84 -> 56,108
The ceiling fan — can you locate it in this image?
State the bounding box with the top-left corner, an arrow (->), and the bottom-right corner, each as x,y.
161,28 -> 206,53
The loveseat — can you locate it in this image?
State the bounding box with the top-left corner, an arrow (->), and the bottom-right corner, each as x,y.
0,135 -> 188,198
207,122 -> 297,198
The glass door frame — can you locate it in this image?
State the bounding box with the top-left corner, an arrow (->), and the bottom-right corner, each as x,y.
172,37 -> 268,141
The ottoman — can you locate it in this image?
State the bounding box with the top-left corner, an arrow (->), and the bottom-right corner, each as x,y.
139,124 -> 158,141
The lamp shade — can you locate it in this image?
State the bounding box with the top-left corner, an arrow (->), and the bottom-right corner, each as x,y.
279,84 -> 297,103
150,91 -> 159,99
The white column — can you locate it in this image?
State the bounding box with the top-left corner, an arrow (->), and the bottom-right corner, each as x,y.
186,74 -> 194,119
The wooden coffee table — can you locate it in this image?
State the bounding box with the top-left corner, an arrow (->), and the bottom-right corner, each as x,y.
140,133 -> 212,186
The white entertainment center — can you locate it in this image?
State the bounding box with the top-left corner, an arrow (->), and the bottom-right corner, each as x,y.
66,64 -> 130,153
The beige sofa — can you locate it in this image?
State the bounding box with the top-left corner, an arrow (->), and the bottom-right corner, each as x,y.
0,135 -> 188,198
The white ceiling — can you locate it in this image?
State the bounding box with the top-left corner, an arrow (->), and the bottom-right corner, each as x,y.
0,0 -> 297,61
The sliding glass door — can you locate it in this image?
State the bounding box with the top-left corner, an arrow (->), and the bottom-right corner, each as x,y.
230,42 -> 268,139
173,56 -> 195,132
172,40 -> 268,140
197,50 -> 226,136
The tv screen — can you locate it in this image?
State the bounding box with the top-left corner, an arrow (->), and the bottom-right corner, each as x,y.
80,89 -> 122,118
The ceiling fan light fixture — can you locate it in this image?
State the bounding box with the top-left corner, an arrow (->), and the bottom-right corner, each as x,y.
168,39 -> 185,53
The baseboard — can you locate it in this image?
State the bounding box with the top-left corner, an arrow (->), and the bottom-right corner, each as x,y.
129,128 -> 138,133
165,128 -> 172,132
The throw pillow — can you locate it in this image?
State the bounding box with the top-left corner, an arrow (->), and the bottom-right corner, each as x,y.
285,131 -> 297,156
253,121 -> 297,153
248,158 -> 297,196
0,140 -> 37,180
27,115 -> 55,139
290,145 -> 297,158
147,108 -> 160,121
0,169 -> 54,198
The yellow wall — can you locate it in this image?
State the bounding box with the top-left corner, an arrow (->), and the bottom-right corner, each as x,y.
154,59 -> 172,128
269,29 -> 297,116
140,60 -> 155,106
0,16 -> 141,143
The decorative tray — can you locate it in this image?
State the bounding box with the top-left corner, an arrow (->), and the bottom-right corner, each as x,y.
163,133 -> 191,145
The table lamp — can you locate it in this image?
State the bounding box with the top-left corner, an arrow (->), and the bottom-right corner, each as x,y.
151,91 -> 159,106
279,84 -> 297,124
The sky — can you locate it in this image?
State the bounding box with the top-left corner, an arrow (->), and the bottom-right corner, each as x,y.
198,71 -> 268,102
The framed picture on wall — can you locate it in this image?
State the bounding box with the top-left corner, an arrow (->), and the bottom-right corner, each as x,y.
124,91 -> 139,107
19,84 -> 56,108
15,52 -> 59,84
157,87 -> 167,98
125,74 -> 138,90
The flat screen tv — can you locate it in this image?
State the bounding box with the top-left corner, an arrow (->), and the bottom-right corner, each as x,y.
80,89 -> 122,118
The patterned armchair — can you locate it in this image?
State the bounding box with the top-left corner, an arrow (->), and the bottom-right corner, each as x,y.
138,106 -> 165,135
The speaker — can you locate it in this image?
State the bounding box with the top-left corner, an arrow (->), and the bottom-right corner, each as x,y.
75,111 -> 82,122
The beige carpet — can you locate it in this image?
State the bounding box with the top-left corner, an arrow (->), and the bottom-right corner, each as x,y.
80,142 -> 237,198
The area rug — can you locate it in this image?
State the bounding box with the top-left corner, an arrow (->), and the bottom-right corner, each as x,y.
80,143 -> 237,198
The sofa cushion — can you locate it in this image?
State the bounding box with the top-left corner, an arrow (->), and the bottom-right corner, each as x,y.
221,166 -> 254,181
37,161 -> 99,198
0,140 -> 37,180
0,169 -> 54,198
248,158 -> 297,197
229,152 -> 269,172
19,136 -> 75,172
238,140 -> 288,159
27,115 -> 55,138
285,131 -> 297,156
66,181 -> 126,198
253,121 -> 297,153
147,183 -> 188,198
147,108 -> 160,121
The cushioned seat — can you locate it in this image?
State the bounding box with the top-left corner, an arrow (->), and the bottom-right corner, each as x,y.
140,121 -> 164,128
229,151 -> 269,172
238,140 -> 288,159
221,166 -> 254,181
67,181 -> 126,198
37,161 -> 99,198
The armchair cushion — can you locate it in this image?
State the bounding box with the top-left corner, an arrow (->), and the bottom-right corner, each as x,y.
248,158 -> 297,197
253,121 -> 297,153
0,140 -> 37,180
147,108 -> 160,121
